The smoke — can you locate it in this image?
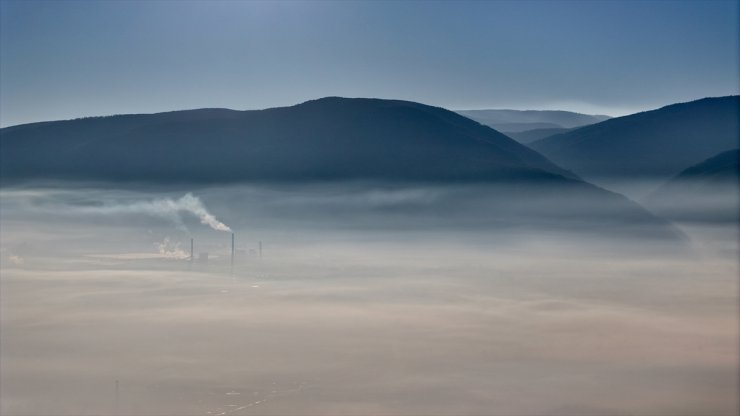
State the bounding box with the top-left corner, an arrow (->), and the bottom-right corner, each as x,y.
170,193 -> 232,232
65,192 -> 232,232
155,237 -> 189,259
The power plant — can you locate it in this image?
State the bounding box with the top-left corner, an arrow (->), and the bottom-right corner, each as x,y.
182,232 -> 266,272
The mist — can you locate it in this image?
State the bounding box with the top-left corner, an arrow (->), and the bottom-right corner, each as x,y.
1,183 -> 737,415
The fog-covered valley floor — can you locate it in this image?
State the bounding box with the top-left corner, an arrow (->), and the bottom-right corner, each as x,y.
1,185 -> 737,416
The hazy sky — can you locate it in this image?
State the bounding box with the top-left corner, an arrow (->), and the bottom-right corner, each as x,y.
1,0 -> 738,127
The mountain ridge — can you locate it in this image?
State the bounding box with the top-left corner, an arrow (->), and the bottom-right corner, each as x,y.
456,109 -> 610,133
1,97 -> 576,184
530,96 -> 739,187
0,96 -> 687,239
646,149 -> 739,222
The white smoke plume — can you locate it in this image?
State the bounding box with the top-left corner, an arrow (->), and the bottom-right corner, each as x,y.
73,193 -> 232,232
170,193 -> 232,232
155,237 -> 189,259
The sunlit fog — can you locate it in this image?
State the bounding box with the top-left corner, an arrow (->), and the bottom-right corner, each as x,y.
1,1 -> 738,415
1,183 -> 737,415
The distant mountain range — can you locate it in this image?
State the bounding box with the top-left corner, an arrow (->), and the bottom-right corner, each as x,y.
530,96 -> 740,189
0,97 -> 681,238
504,127 -> 573,144
1,97 -> 574,184
456,109 -> 610,133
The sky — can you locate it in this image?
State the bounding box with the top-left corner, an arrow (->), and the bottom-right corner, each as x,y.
0,0 -> 738,127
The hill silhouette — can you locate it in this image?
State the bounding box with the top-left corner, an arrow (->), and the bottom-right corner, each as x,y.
456,109 -> 610,132
646,149 -> 739,222
663,149 -> 739,182
505,127 -> 573,144
2,97 -> 577,184
530,96 -> 740,188
0,97 -> 684,239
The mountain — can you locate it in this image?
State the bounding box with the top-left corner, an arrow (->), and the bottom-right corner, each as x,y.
484,122 -> 563,133
1,97 -> 577,184
664,149 -> 739,182
456,109 -> 610,132
0,97 -> 683,239
505,127 -> 573,144
530,96 -> 740,191
646,149 -> 739,222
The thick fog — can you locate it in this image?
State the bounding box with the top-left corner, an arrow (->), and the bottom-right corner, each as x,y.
1,183 -> 737,415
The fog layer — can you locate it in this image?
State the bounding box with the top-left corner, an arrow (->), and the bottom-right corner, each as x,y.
1,184 -> 737,415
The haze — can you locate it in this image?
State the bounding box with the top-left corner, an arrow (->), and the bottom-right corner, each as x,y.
1,184 -> 738,415
1,1 -> 738,415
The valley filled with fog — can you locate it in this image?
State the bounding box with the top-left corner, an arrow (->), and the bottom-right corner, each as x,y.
1,183 -> 737,416
2,1 -> 738,414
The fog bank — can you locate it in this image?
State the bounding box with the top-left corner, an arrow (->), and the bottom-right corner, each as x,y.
1,184 -> 737,415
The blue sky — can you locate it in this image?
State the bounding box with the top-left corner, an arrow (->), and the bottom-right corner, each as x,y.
1,0 -> 738,127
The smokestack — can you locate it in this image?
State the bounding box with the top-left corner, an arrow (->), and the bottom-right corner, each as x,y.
114,379 -> 119,415
190,238 -> 194,262
231,233 -> 235,270
259,241 -> 262,259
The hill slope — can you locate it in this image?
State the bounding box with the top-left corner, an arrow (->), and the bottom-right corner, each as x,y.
456,109 -> 610,132
1,97 -> 576,184
0,97 -> 686,240
530,96 -> 740,187
505,127 -> 573,144
646,149 -> 739,222
664,149 -> 739,182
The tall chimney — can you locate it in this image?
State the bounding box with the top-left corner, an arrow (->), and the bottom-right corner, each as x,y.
190,238 -> 194,262
231,233 -> 235,269
259,241 -> 262,259
114,379 -> 119,415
